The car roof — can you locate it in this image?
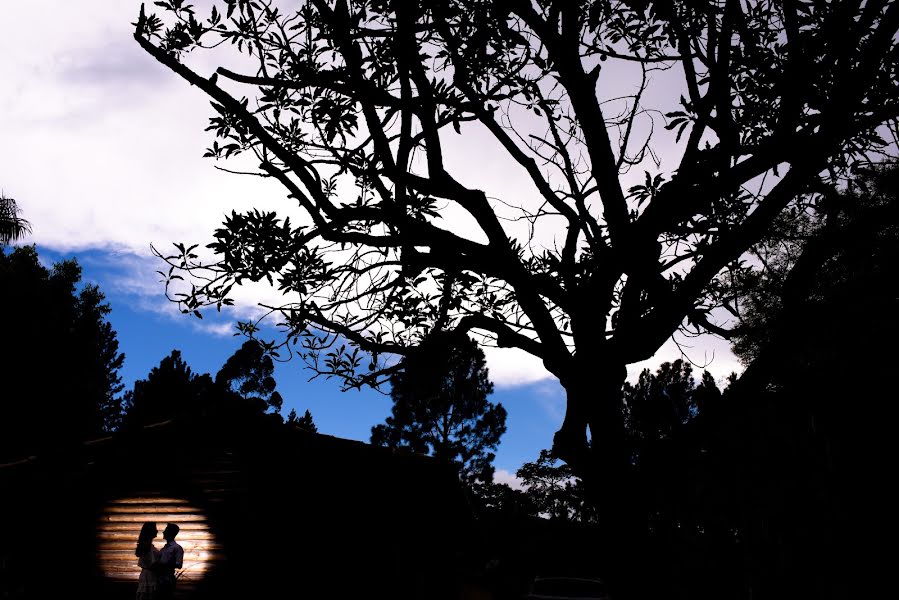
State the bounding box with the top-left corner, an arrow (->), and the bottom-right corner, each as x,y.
534,576 -> 605,583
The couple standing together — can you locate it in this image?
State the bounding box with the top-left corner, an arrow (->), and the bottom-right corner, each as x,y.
135,522 -> 184,600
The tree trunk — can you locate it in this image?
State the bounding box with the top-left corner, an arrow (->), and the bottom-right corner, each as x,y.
555,362 -> 650,599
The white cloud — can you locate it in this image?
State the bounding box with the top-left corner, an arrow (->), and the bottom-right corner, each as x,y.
478,330 -> 741,389
0,1 -> 742,394
481,346 -> 554,388
493,468 -> 524,490
626,332 -> 744,386
0,1 -> 295,257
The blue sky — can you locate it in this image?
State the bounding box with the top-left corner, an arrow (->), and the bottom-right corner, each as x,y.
35,244 -> 573,480
2,2 -> 742,484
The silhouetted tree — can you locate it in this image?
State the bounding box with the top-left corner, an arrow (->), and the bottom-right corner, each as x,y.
286,408 -> 317,433
124,344 -> 290,428
733,164 -> 899,375
216,339 -> 284,414
76,284 -> 127,432
620,360 -> 742,598
0,246 -> 125,459
0,193 -> 31,245
720,164 -> 899,598
137,1 -> 899,583
624,360 -> 701,443
517,449 -> 596,524
467,479 -> 536,519
122,349 -> 214,427
371,332 -> 505,485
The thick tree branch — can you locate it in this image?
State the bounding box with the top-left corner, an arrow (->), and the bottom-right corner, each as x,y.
457,314 -> 546,359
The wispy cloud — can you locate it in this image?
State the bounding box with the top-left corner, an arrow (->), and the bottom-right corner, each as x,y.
192,320 -> 237,338
58,40 -> 171,89
73,249 -> 248,340
533,380 -> 567,422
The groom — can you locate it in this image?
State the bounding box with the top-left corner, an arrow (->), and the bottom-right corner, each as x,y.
156,523 -> 184,600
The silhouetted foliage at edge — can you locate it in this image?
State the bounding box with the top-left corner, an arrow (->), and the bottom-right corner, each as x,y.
597,166 -> 899,599
716,164 -> 899,599
0,193 -> 31,245
0,246 -> 125,460
371,331 -> 506,487
136,3 -> 898,596
122,341 -> 304,429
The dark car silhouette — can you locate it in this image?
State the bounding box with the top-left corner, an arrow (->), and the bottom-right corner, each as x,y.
522,576 -> 610,599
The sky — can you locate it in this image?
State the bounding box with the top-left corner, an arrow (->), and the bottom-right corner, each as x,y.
0,1 -> 742,482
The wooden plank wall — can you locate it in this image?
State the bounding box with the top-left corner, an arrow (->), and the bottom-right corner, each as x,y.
96,496 -> 221,589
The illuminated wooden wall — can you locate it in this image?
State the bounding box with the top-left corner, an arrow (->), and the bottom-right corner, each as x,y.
96,496 -> 220,586
2,419 -> 473,598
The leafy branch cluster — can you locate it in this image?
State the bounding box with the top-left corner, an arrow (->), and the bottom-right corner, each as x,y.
136,1 -> 898,470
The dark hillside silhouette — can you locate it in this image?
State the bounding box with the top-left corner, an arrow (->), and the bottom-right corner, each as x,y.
0,246 -> 124,461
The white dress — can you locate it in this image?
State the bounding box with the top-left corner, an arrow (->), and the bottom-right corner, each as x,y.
136,546 -> 160,600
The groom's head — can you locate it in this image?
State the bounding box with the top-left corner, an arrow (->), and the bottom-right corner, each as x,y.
163,523 -> 180,541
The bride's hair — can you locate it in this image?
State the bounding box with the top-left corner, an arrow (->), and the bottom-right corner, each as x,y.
135,522 -> 158,557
